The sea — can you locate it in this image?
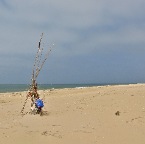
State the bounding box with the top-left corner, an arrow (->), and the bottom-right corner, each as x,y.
0,83 -> 112,93
0,83 -> 136,93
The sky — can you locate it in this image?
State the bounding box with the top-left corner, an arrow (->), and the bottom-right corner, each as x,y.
0,0 -> 145,84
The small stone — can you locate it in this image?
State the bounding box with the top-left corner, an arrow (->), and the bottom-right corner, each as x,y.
115,111 -> 120,116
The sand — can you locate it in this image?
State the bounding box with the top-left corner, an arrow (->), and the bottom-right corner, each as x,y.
0,84 -> 145,144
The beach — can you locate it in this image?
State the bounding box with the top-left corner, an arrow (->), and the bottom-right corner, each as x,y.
0,84 -> 145,144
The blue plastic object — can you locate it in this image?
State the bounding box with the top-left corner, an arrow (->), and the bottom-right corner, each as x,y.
35,99 -> 44,108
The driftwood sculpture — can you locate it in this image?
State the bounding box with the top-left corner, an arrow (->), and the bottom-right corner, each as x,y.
21,33 -> 53,114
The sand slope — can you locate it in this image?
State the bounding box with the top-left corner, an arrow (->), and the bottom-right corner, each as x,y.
0,84 -> 145,144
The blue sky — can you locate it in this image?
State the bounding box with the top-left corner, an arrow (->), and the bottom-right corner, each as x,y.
0,0 -> 145,84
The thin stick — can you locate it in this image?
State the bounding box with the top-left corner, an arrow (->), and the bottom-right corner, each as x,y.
21,96 -> 28,114
35,48 -> 52,79
32,33 -> 43,81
